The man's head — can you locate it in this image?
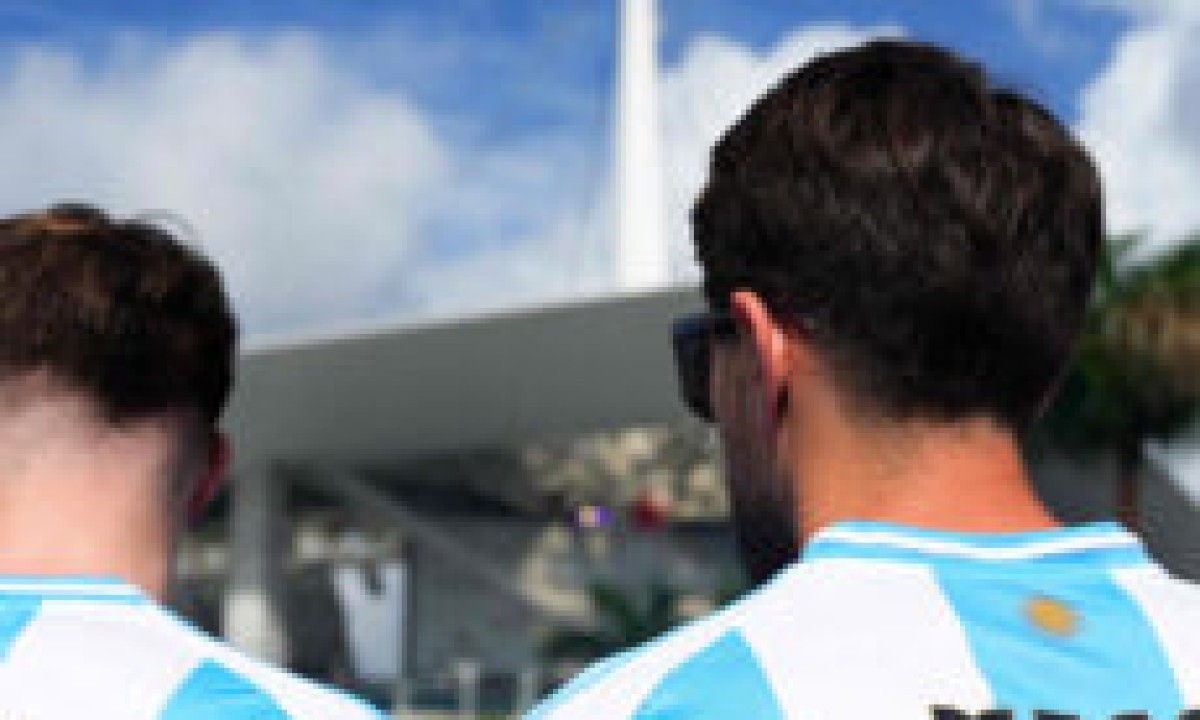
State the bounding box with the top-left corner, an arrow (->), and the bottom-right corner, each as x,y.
0,203 -> 236,527
686,41 -> 1103,581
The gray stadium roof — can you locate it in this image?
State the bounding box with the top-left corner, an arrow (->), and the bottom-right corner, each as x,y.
224,287 -> 703,469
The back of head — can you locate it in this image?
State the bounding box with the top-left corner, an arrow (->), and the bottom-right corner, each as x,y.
0,209 -> 390,716
693,40 -> 1103,431
0,203 -> 236,435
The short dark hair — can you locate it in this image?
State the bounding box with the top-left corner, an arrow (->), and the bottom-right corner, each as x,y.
0,203 -> 237,425
692,40 -> 1103,430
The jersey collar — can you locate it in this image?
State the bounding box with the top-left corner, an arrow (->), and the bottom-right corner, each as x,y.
0,575 -> 149,602
801,520 -> 1151,568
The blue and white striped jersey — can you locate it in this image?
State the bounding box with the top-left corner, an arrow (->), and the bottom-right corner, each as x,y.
528,521 -> 1200,720
0,576 -> 387,719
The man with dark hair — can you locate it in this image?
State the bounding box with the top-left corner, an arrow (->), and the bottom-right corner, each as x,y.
528,41 -> 1200,720
0,205 -> 384,719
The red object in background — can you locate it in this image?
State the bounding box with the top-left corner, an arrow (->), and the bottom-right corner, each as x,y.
629,488 -> 671,531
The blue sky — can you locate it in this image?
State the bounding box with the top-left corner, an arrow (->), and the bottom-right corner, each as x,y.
0,1 -> 1195,486
0,0 -> 1193,335
0,0 -> 1132,140
664,0 -> 1129,116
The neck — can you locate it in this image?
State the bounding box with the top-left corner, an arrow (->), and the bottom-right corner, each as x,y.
0,435 -> 180,602
0,386 -> 187,602
791,410 -> 1058,545
0,485 -> 174,601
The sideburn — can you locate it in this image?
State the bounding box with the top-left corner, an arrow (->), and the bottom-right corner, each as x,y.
725,445 -> 801,586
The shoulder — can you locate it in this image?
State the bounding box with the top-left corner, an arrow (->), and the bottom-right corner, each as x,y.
0,597 -> 211,718
0,596 -> 385,719
524,559 -> 942,720
147,607 -> 388,720
526,575 -> 796,720
159,655 -> 386,720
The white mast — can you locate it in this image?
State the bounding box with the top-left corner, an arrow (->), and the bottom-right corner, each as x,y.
616,0 -> 669,291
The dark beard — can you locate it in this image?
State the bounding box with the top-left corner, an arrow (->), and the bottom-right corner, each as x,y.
727,465 -> 801,586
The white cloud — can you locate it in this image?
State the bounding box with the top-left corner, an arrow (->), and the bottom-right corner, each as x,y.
1073,3 -> 1200,492
0,30 -> 631,337
1080,0 -> 1200,21
399,152 -> 615,318
1008,0 -> 1077,55
413,23 -> 899,311
1075,0 -> 1200,252
0,33 -> 454,332
0,24 -> 898,338
657,24 -> 902,283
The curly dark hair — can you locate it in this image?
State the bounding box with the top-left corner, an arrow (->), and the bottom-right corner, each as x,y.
692,40 -> 1103,431
0,203 -> 237,425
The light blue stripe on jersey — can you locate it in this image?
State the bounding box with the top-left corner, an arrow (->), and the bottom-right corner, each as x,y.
0,597 -> 39,660
631,630 -> 785,720
158,660 -> 290,720
934,566 -> 1183,718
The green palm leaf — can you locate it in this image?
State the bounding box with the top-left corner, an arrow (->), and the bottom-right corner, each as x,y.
1035,233 -> 1200,528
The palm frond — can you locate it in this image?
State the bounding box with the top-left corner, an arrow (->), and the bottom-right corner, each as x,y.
1038,234 -> 1200,451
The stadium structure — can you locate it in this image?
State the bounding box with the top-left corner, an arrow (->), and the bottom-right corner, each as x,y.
173,0 -> 1200,716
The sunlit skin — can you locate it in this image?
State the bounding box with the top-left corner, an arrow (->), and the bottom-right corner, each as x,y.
712,289 -> 1060,580
0,375 -> 229,602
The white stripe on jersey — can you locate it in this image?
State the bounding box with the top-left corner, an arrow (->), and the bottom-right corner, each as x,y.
534,557 -> 996,720
527,521 -> 1195,720
0,580 -> 385,720
735,558 -> 994,719
0,600 -> 201,719
1113,564 -> 1200,706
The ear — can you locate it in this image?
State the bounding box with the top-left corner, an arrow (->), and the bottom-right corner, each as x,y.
729,290 -> 792,424
186,432 -> 231,527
